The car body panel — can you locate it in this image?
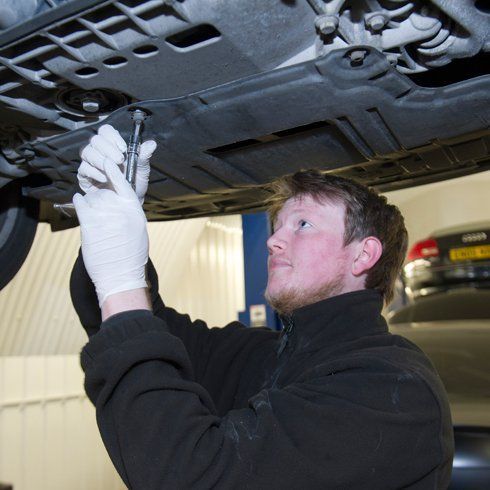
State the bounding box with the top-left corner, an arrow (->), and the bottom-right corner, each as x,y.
390,318 -> 490,489
18,47 -> 490,220
450,400 -> 490,428
389,320 -> 490,427
389,289 -> 490,323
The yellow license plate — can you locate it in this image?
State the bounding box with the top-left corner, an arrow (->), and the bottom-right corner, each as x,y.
449,244 -> 490,261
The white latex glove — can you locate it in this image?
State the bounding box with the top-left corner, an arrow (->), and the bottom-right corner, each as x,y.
78,124 -> 157,204
73,159 -> 149,307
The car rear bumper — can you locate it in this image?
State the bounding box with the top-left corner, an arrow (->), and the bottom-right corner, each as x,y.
404,261 -> 490,296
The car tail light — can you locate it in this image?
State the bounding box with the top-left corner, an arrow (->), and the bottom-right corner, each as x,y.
407,238 -> 440,262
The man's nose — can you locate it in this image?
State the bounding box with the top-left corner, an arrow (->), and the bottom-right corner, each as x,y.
267,230 -> 286,254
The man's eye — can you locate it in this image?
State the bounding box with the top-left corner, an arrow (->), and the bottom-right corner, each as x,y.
299,220 -> 311,229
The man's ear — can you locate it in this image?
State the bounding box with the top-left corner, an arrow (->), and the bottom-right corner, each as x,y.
351,236 -> 383,276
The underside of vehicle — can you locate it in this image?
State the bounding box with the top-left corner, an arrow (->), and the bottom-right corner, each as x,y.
0,0 -> 489,285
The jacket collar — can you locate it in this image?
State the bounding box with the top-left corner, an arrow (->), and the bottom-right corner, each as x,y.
278,289 -> 388,354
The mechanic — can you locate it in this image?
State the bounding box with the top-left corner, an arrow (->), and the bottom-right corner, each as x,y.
70,125 -> 454,489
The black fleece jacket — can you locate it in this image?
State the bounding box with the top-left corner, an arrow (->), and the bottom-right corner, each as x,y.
71,255 -> 454,489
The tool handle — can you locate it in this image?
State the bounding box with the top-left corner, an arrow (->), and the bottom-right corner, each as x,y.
125,112 -> 146,189
126,109 -> 146,189
126,135 -> 140,190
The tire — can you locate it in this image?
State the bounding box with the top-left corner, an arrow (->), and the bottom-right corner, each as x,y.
0,181 -> 39,290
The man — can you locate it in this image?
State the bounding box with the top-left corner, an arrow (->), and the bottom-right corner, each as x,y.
70,125 -> 454,489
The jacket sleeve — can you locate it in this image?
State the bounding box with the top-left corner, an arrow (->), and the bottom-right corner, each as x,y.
70,250 -> 168,337
81,311 -> 451,490
69,249 -> 102,337
70,250 -> 276,390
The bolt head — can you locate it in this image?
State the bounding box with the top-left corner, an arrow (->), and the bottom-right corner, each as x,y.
315,14 -> 339,36
20,148 -> 35,158
130,109 -> 148,122
349,50 -> 367,63
82,99 -> 100,113
367,14 -> 387,31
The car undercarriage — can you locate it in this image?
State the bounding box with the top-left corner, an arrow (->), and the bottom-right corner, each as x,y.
0,0 -> 489,286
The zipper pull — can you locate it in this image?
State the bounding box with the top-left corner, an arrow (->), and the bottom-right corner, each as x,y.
283,316 -> 294,336
277,316 -> 294,356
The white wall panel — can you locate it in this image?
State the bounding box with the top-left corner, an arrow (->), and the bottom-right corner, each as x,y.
0,356 -> 124,490
163,216 -> 245,327
0,215 -> 243,355
0,224 -> 83,356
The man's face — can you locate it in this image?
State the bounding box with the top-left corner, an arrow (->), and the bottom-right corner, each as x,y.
265,195 -> 358,315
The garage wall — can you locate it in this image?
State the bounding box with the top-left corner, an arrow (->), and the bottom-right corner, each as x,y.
165,219 -> 245,328
0,215 -> 244,356
0,356 -> 124,490
0,214 -> 245,490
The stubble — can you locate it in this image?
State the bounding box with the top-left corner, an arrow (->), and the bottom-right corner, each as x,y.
265,271 -> 346,316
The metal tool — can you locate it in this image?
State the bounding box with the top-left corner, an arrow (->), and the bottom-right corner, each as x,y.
125,109 -> 148,190
53,202 -> 76,217
54,108 -> 149,217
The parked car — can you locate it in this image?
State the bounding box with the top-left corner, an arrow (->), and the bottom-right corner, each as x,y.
0,0 -> 489,289
389,288 -> 490,489
403,222 -> 490,298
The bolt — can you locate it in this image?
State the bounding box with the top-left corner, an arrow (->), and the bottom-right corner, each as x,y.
386,53 -> 398,65
19,147 -> 34,156
315,14 -> 339,36
366,14 -> 387,31
130,108 -> 148,123
349,49 -> 367,64
82,98 -> 100,113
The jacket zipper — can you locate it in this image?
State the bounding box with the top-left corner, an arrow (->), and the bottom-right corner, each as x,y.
277,316 -> 294,357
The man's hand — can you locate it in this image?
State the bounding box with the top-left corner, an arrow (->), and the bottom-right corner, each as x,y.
78,124 -> 156,204
73,159 -> 149,308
